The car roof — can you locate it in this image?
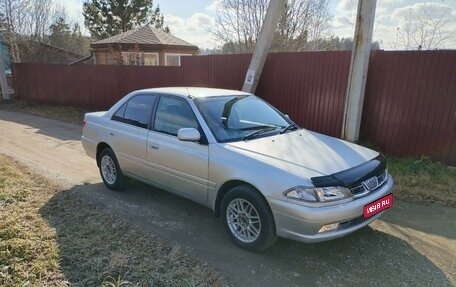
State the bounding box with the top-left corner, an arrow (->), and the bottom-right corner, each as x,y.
133,87 -> 252,98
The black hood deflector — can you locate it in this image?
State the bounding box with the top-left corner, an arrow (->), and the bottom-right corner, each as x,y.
311,154 -> 386,188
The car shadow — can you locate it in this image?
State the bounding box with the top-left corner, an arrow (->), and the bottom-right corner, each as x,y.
0,110 -> 81,141
380,200 -> 456,240
40,181 -> 454,287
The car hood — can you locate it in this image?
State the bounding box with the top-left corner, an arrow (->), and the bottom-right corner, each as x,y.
226,129 -> 378,176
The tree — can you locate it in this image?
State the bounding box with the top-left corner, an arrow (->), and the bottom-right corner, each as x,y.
48,17 -> 71,48
0,0 -> 27,62
214,0 -> 331,53
393,3 -> 455,50
0,0 -> 61,62
70,23 -> 90,56
83,0 -> 169,39
306,36 -> 381,51
272,0 -> 331,51
48,17 -> 90,56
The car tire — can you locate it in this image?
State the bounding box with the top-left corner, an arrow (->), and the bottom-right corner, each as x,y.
221,184 -> 277,252
98,148 -> 126,191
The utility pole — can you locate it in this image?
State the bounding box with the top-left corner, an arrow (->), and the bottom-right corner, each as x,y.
341,0 -> 377,141
242,0 -> 286,93
0,49 -> 9,100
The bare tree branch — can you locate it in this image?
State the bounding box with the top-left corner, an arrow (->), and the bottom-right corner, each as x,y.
214,0 -> 331,53
395,3 -> 454,50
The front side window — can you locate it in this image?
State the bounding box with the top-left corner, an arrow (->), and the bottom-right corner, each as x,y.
195,95 -> 292,142
153,96 -> 199,136
112,95 -> 157,128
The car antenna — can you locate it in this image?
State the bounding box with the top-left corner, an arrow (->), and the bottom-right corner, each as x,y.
186,88 -> 194,99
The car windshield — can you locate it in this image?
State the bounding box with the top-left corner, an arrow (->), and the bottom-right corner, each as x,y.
195,95 -> 294,142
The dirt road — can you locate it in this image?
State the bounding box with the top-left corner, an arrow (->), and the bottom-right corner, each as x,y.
1,110 -> 455,286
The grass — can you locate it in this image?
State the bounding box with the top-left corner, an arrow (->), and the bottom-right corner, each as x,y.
0,156 -> 64,286
0,99 -> 87,125
387,156 -> 456,207
0,155 -> 226,286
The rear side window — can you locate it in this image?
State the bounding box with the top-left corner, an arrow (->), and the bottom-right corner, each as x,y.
112,95 -> 157,128
112,103 -> 127,121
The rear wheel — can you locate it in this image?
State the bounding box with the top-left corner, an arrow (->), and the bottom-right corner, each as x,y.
98,148 -> 126,190
221,185 -> 277,252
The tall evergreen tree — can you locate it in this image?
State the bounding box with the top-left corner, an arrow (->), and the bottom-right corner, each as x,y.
83,0 -> 168,39
48,17 -> 90,56
49,17 -> 71,48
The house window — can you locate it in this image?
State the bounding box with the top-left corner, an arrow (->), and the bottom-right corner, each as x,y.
165,54 -> 192,66
143,53 -> 159,66
121,52 -> 159,66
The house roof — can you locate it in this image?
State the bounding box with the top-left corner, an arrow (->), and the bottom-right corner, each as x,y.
91,26 -> 198,50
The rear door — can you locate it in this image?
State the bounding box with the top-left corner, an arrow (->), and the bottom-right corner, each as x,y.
108,94 -> 157,179
146,95 -> 209,203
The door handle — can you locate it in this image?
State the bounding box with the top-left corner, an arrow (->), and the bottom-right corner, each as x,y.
149,144 -> 159,150
109,132 -> 115,136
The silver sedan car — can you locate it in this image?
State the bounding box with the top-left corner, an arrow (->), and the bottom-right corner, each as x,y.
81,87 -> 394,251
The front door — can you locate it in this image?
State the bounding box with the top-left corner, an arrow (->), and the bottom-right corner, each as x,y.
146,95 -> 209,203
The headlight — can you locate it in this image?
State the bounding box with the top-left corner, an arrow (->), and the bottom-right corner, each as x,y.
284,186 -> 318,202
314,187 -> 352,202
284,186 -> 352,204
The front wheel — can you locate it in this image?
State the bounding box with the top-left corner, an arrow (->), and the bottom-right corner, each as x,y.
98,148 -> 126,191
221,185 -> 277,252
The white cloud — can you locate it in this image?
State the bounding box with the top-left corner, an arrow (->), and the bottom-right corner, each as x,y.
63,0 -> 83,24
373,23 -> 398,48
165,14 -> 186,27
376,1 -> 392,15
377,0 -> 402,13
392,2 -> 452,19
332,15 -> 355,28
206,0 -> 223,12
331,0 -> 357,38
165,12 -> 219,49
188,13 -> 214,31
337,0 -> 358,14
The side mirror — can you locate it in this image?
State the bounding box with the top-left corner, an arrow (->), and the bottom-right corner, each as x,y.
284,114 -> 290,119
177,128 -> 201,142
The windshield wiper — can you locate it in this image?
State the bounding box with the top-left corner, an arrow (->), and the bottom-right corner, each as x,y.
240,124 -> 278,131
280,123 -> 299,134
243,126 -> 278,141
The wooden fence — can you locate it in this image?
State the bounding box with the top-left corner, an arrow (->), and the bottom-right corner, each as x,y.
12,50 -> 456,165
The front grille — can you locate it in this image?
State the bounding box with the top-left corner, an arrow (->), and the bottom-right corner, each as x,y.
349,169 -> 388,197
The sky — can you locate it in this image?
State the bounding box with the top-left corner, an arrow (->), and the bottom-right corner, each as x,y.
65,0 -> 456,50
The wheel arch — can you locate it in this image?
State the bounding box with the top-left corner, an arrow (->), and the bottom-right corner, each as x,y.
96,142 -> 111,167
214,180 -> 269,218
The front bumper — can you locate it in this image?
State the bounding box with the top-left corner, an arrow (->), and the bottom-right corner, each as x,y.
268,174 -> 394,243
